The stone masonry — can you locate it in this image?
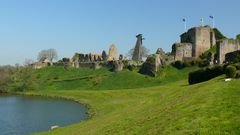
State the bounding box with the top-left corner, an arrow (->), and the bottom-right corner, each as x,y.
172,43 -> 192,61
132,34 -> 144,61
217,39 -> 240,64
180,26 -> 216,58
107,44 -> 119,61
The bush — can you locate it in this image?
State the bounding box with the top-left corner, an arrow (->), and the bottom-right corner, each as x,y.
188,65 -> 224,84
172,58 -> 210,70
172,61 -> 185,69
236,71 -> 240,78
127,65 -> 135,71
225,65 -> 237,78
233,63 -> 240,70
198,59 -> 210,67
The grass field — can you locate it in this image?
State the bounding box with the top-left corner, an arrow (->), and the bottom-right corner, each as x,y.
34,66 -> 198,90
21,66 -> 240,135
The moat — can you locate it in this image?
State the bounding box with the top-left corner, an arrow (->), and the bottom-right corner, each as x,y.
0,94 -> 87,135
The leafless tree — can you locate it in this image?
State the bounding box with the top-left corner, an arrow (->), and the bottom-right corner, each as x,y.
127,46 -> 150,59
24,59 -> 34,67
37,49 -> 58,62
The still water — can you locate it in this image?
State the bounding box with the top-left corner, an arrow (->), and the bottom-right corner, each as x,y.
0,94 -> 87,135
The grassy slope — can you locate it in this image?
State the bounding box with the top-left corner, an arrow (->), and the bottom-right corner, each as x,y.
22,66 -> 240,135
34,66 -> 197,90
25,77 -> 240,135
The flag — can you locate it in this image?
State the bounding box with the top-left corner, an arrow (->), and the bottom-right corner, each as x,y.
210,16 -> 214,19
183,18 -> 186,22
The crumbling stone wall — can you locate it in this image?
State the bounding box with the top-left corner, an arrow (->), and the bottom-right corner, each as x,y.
32,62 -> 51,69
107,44 -> 119,61
72,62 -> 103,69
225,50 -> 240,63
172,43 -> 192,61
72,53 -> 102,63
217,39 -> 240,64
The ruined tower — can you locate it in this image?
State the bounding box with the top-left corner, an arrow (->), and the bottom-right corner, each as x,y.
132,34 -> 144,61
180,26 -> 216,58
107,44 -> 119,61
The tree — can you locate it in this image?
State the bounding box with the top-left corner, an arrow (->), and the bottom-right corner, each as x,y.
213,28 -> 227,40
102,50 -> 108,61
119,54 -> 123,60
0,67 -> 12,92
127,46 -> 150,60
236,34 -> 240,40
38,49 -> 58,62
24,59 -> 34,67
14,66 -> 38,91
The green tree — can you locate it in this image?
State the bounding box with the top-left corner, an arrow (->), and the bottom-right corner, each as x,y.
225,65 -> 237,78
102,50 -> 108,61
213,28 -> 227,40
14,66 -> 38,91
236,34 -> 240,40
0,67 -> 12,92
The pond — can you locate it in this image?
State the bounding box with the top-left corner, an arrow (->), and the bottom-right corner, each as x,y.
0,94 -> 87,135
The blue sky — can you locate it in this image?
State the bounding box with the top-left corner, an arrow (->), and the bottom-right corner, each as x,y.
0,0 -> 240,65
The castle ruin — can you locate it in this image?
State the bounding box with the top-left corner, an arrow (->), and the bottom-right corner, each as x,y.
172,43 -> 192,61
172,26 -> 216,61
132,34 -> 144,61
217,39 -> 240,64
107,44 -> 119,61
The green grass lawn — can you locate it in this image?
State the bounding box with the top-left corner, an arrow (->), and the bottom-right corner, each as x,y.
21,66 -> 240,135
33,66 -> 198,90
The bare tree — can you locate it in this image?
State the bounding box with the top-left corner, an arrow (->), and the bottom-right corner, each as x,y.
127,46 -> 150,59
24,59 -> 34,67
38,49 -> 58,62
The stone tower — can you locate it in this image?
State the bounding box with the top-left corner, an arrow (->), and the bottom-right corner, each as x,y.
107,44 -> 119,61
180,26 -> 216,58
132,34 -> 144,61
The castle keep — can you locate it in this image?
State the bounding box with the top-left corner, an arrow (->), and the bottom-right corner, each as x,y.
172,26 -> 216,61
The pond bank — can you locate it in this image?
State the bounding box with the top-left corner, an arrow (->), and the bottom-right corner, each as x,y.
0,93 -> 88,135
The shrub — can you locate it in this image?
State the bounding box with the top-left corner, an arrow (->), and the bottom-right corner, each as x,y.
236,34 -> 240,40
127,65 -> 135,71
225,65 -> 237,78
198,59 -> 210,67
233,63 -> 240,70
188,65 -> 224,84
236,71 -> 240,78
172,61 -> 185,69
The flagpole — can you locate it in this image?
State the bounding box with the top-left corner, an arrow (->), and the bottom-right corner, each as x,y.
210,15 -> 215,28
213,17 -> 215,28
200,18 -> 204,27
184,20 -> 187,32
183,18 -> 187,32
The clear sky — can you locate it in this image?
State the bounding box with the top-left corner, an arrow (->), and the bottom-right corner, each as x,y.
0,0 -> 240,65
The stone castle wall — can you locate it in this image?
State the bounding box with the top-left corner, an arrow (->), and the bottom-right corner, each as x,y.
217,39 -> 240,64
72,62 -> 103,69
172,43 -> 192,61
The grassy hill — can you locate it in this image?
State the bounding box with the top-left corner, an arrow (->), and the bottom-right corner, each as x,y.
33,66 -> 198,90
18,66 -> 240,134
24,75 -> 240,135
